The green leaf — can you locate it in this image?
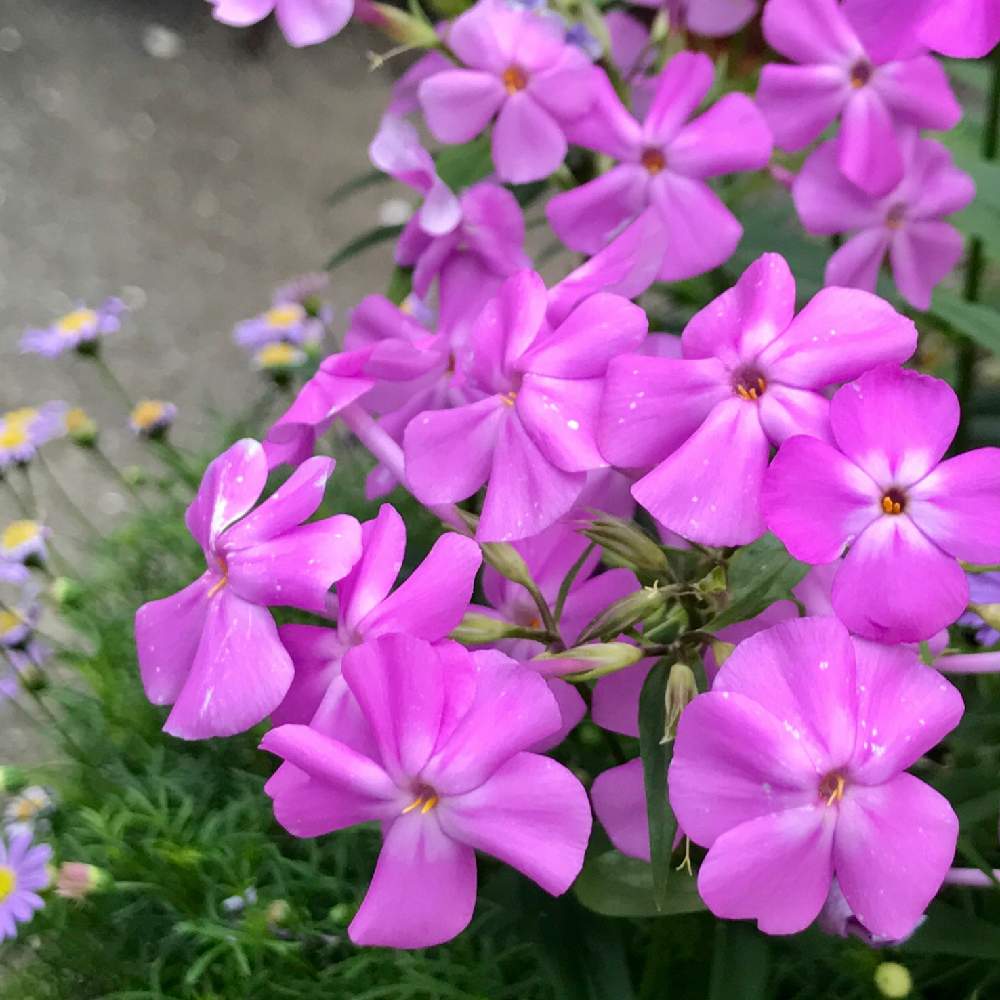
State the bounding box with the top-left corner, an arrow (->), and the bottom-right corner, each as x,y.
929,289 -> 1000,356
708,922 -> 769,1000
326,168 -> 390,208
386,265 -> 413,306
434,134 -> 493,191
574,849 -> 705,918
903,901 -> 1000,960
325,224 -> 404,271
705,533 -> 809,631
638,663 -> 678,910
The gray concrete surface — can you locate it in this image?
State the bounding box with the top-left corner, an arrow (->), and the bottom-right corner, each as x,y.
1,0 -> 400,762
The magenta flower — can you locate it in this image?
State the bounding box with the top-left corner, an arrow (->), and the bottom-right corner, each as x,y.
793,133 -> 975,310
134,439 -> 362,739
404,270 -> 647,542
210,0 -> 352,46
0,829 -> 51,942
630,0 -> 758,37
548,54 -> 771,282
20,298 -> 125,357
669,616 -> 963,938
599,254 -> 916,546
272,503 -> 481,726
764,365 -> 1000,643
262,634 -> 592,948
418,0 -> 598,183
756,0 -> 961,196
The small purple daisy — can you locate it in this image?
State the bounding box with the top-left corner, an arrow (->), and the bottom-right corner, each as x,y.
0,829 -> 51,942
20,299 -> 125,358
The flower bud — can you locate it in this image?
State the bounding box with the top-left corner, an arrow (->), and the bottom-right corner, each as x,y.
55,862 -> 111,900
710,639 -> 735,670
582,515 -> 669,576
970,602 -> 1000,633
267,900 -> 292,926
662,663 -> 697,743
122,464 -> 148,487
364,2 -> 439,47
874,962 -> 913,999
534,642 -> 644,680
576,585 -> 671,645
0,765 -> 28,794
65,407 -> 98,447
694,564 -> 727,598
641,602 -> 689,645
50,576 -> 84,609
450,613 -> 533,645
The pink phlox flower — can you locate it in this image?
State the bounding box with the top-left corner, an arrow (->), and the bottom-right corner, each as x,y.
599,253 -> 917,547
261,633 -> 593,948
756,0 -> 961,196
793,132 -> 975,311
210,0 -> 352,46
548,53 -> 772,282
669,616 -> 963,939
630,0 -> 759,37
134,439 -> 362,738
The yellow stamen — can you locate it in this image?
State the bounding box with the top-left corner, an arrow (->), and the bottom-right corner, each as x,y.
420,795 -> 439,814
401,796 -> 423,814
736,385 -> 751,400
3,408 -> 37,429
757,377 -> 766,393
0,609 -> 24,636
502,65 -> 527,94
820,772 -> 846,806
0,865 -> 16,902
675,837 -> 693,876
401,790 -> 440,815
1,521 -> 40,552
56,308 -> 97,337
641,148 -> 667,175
263,304 -> 304,329
499,390 -> 517,407
881,495 -> 903,515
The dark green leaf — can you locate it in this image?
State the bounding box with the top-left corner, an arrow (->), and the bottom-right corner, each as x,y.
903,901 -> 1000,960
326,168 -> 390,208
638,663 -> 678,910
434,134 -> 493,191
708,922 -> 769,1000
574,849 -> 705,918
386,265 -> 413,306
325,224 -> 403,271
705,533 -> 809,631
929,289 -> 1000,355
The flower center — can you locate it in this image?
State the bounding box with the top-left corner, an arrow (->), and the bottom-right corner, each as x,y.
0,424 -> 29,450
640,147 -> 667,175
131,401 -> 167,431
256,341 -> 301,369
263,304 -> 304,330
819,771 -> 846,806
881,488 -> 906,516
57,308 -> 97,337
0,865 -> 16,902
207,556 -> 229,598
885,203 -> 906,229
849,59 -> 873,88
4,408 -> 37,429
65,408 -> 92,434
499,389 -> 518,407
502,65 -> 528,94
401,784 -> 440,815
0,609 -> 25,637
732,366 -> 767,401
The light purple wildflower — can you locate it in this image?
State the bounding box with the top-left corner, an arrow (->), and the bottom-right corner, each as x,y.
757,0 -> 961,196
630,0 -> 758,36
271,502 -> 481,726
210,0 -> 352,46
599,254 -> 917,546
20,298 -> 125,357
793,132 -> 975,310
262,633 -> 592,948
764,365 -> 1000,643
404,269 -> 648,542
129,400 -> 178,439
959,573 -> 1000,646
0,403 -> 70,470
670,616 -> 963,938
0,829 -> 51,942
548,54 -> 772,282
0,521 -> 50,565
419,0 -> 598,183
134,439 -> 362,739
1,640 -> 51,700
234,301 -> 327,352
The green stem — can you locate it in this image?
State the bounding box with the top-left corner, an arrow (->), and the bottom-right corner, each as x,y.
87,353 -> 135,412
18,463 -> 40,518
955,44 -> 1000,450
90,444 -> 151,511
1,475 -> 30,517
35,451 -> 103,539
553,542 -> 596,624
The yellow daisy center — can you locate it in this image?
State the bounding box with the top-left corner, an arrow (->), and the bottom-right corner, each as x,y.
3,408 -> 37,429
256,342 -> 300,369
2,521 -> 40,551
0,609 -> 24,636
57,308 -> 98,337
263,304 -> 304,330
0,865 -> 16,902
0,424 -> 29,450
130,400 -> 167,430
65,408 -> 92,434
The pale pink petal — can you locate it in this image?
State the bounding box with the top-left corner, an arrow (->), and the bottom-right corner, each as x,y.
714,616 -> 858,771
763,435 -> 881,563
838,89 -> 903,197
643,51 -> 714,145
419,70 -> 506,144
825,228 -> 891,293
756,64 -> 849,151
274,0 -> 352,46
592,661 -> 652,737
761,0 -> 862,63
492,93 -> 567,184
918,0 -> 1000,58
793,140 -> 883,234
698,806 -> 836,934
873,56 -> 961,131
832,516 -> 968,644
528,678 -> 586,750
165,590 -> 292,739
349,813 -> 478,948
705,601 -> 800,684
591,758 -> 650,860
834,775 -> 958,941
517,374 -> 606,472
338,504 -> 405,635
907,448 -> 1000,563
889,221 -> 965,311
632,398 -> 770,546
757,384 -> 832,445
669,691 -> 818,847
445,0 -> 508,69
848,640 -> 964,785
439,752 -> 591,894
667,93 -> 772,178
685,0 -> 758,35
271,623 -> 345,727
562,67 -> 643,159
529,49 -> 599,121
212,0 -> 275,27
829,366 -> 959,487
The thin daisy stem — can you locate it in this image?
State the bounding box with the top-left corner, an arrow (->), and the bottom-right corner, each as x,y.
1,475 -> 30,517
17,463 -> 40,518
34,451 -> 103,539
87,352 -> 135,412
89,444 -> 151,511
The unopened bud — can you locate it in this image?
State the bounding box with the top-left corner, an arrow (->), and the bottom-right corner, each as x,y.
662,663 -> 697,743
0,766 -> 27,794
365,2 -> 439,47
694,564 -> 727,598
267,899 -> 292,926
874,962 -> 913,999
122,465 -> 148,487
576,585 -> 670,645
535,642 -> 644,680
710,640 -> 735,670
451,612 -> 531,645
641,602 -> 689,645
55,862 -> 112,900
970,603 -> 1000,632
583,515 -> 669,576
65,408 -> 98,447
50,576 -> 84,609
